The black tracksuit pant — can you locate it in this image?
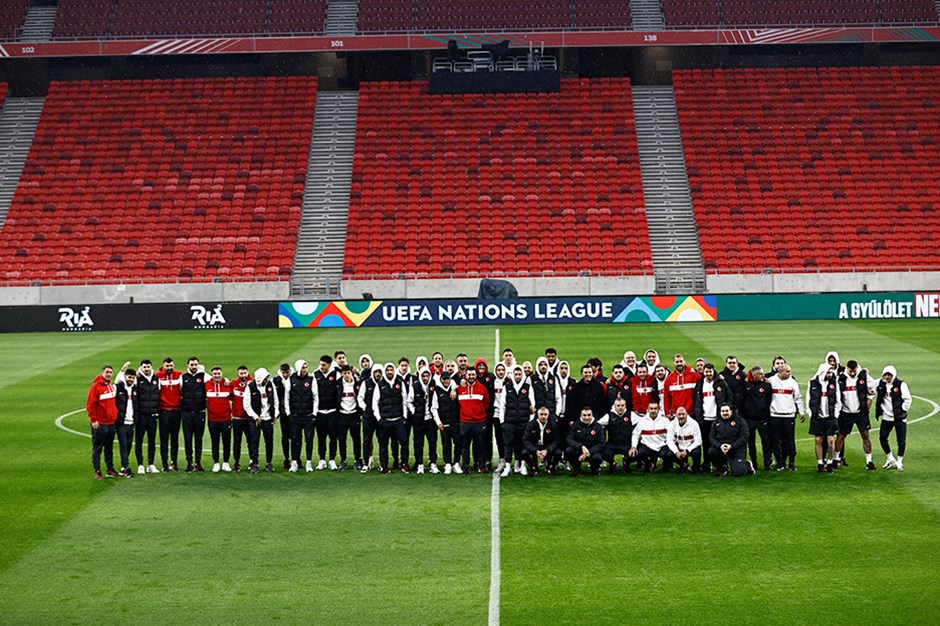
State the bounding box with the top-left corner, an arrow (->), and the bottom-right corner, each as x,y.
696,417 -> 716,471
280,414 -> 292,462
412,419 -> 438,465
248,420 -> 275,465
316,411 -> 336,461
661,446 -> 702,471
440,423 -> 461,465
771,417 -> 797,466
117,423 -> 135,470
335,412 -> 362,463
634,443 -> 663,468
135,412 -> 158,466
362,415 -> 377,463
377,418 -> 408,469
523,447 -> 558,469
709,445 -> 746,472
232,418 -> 253,465
746,418 -> 772,469
158,409 -> 181,467
485,414 -> 505,464
92,424 -> 116,472
208,420 -> 231,463
460,421 -> 486,468
501,422 -> 526,465
564,447 -> 602,473
603,442 -> 634,469
182,410 -> 206,466
291,415 -> 316,462
879,419 -> 907,456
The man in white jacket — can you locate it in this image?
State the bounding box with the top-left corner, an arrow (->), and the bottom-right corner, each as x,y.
662,406 -> 702,474
876,365 -> 913,470
244,368 -> 279,474
629,401 -> 670,472
769,364 -> 805,471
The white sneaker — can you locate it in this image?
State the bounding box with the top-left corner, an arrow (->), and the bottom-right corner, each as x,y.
212,463 -> 221,473
896,460 -> 905,471
429,464 -> 441,474
367,457 -> 374,470
454,463 -> 464,474
317,460 -> 327,470
306,461 -> 314,473
289,461 -> 298,473
883,457 -> 896,469
417,464 -> 425,475
222,463 -> 232,472
500,464 -> 512,477
444,463 -> 453,475
147,464 -> 160,474
497,458 -> 506,471
513,461 -> 521,473
520,462 -> 528,476
137,464 -> 146,475
328,460 -> 337,471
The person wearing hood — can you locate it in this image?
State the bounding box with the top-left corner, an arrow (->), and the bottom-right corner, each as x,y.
530,357 -> 562,421
718,355 -> 747,415
499,365 -> 535,477
835,359 -> 876,470
825,351 -> 845,376
565,407 -> 605,476
600,397 -> 633,474
373,362 -> 412,474
231,365 -> 253,473
523,406 -> 559,476
358,354 -> 373,377
244,367 -> 278,474
876,365 -> 912,471
644,349 -> 665,374
133,359 -> 161,475
663,354 -> 701,417
619,351 -> 638,379
808,362 -> 842,472
415,355 -> 429,373
708,403 -> 752,477
314,355 -> 340,470
605,364 -> 632,413
357,364 -> 384,472
114,365 -> 138,478
431,370 -> 462,474
769,363 -> 805,471
743,366 -> 774,471
272,363 -> 292,470
335,365 -> 364,471
87,364 -> 119,480
457,366 -> 490,472
394,357 -> 417,471
475,358 -> 501,472
205,366 -> 233,472
411,367 -> 440,474
287,359 -> 319,473
630,362 -> 659,423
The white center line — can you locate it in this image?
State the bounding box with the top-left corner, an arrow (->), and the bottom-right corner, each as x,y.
488,470 -> 501,626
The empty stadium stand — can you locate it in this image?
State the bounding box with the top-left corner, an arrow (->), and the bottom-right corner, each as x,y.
0,76 -> 317,284
660,0 -> 721,27
52,0 -> 112,39
0,0 -> 28,39
415,0 -> 572,31
344,78 -> 652,278
674,66 -> 940,273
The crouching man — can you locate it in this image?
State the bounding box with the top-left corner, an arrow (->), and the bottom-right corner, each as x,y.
565,407 -> 604,476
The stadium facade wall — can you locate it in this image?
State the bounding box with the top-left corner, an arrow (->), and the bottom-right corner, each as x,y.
0,281 -> 289,306
707,271 -> 940,294
339,276 -> 657,300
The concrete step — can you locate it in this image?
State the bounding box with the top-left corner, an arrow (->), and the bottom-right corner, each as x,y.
0,97 -> 45,227
19,5 -> 57,42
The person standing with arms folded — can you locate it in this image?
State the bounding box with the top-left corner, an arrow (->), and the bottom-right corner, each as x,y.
769,364 -> 805,471
230,365 -> 253,472
272,363 -> 293,469
314,355 -> 339,470
876,366 -> 912,471
87,365 -> 119,480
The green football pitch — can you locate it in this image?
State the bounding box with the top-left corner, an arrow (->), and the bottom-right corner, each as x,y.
1,319 -> 939,625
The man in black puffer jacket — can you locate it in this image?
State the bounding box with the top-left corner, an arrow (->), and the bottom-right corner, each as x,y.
743,366 -> 773,471
181,356 -> 207,473
565,407 -> 605,476
134,359 -> 161,474
709,403 -> 751,477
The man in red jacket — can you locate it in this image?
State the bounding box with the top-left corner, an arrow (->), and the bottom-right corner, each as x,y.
156,357 -> 183,472
458,368 -> 490,473
87,364 -> 119,480
663,354 -> 701,417
205,366 -> 234,472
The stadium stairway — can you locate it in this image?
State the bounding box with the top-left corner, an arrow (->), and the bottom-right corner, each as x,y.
0,97 -> 45,229
631,85 -> 705,293
19,4 -> 57,42
291,90 -> 359,297
629,0 -> 665,29
324,0 -> 358,35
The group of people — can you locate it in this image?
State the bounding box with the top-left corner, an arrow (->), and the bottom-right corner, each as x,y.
85,347 -> 913,480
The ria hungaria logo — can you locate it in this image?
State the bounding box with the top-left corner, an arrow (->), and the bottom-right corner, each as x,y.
58,306 -> 94,331
190,304 -> 227,329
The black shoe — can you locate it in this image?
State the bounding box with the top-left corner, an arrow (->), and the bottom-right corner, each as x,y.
354,460 -> 363,471
401,464 -> 412,475
607,462 -> 616,475
195,464 -> 205,472
234,463 -> 242,472
841,458 -> 848,467
590,467 -> 600,476
775,465 -> 786,472
169,463 -> 178,472
788,464 -> 797,472
570,469 -> 582,477
265,463 -> 275,473
185,464 -> 194,473
162,464 -> 170,473
94,471 -> 103,480
829,460 -> 838,471
392,461 -> 400,470
677,462 -> 688,475
379,466 -> 390,474
763,462 -> 773,471
826,463 -> 833,473
817,464 -> 826,473
546,466 -> 555,476
662,465 -> 672,474
866,461 -> 877,471
644,463 -> 653,474
250,463 -> 259,474
283,459 -> 291,470
340,461 -> 348,470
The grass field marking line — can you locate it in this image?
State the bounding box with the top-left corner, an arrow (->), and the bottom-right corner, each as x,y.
489,471 -> 501,626
55,409 -> 92,438
795,395 -> 939,442
494,327 -> 500,366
